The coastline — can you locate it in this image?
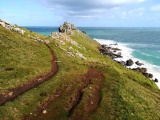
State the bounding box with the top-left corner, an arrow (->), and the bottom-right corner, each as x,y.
95,38 -> 160,89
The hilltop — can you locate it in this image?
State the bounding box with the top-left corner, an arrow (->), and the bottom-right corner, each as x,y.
0,19 -> 160,120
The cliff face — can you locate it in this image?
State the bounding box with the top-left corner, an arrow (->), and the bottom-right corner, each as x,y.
0,20 -> 160,120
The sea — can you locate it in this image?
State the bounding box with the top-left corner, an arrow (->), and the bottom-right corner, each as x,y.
24,26 -> 160,88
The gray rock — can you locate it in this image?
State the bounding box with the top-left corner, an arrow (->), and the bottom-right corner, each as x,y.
101,44 -> 108,48
132,67 -> 147,73
126,59 -> 134,66
0,22 -> 5,27
13,27 -> 25,35
148,73 -> 153,78
117,52 -> 122,56
59,21 -> 76,35
0,19 -> 15,30
135,61 -> 144,66
111,48 -> 121,51
143,73 -> 153,78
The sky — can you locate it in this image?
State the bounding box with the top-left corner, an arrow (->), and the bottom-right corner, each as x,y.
1,0 -> 160,27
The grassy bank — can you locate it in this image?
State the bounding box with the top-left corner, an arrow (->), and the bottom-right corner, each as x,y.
0,24 -> 159,120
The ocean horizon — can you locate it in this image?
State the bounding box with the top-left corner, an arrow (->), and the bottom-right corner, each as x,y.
24,26 -> 160,88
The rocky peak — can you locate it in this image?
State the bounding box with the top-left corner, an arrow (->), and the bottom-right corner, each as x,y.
59,21 -> 77,35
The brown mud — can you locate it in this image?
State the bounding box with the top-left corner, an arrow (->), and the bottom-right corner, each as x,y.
25,68 -> 104,120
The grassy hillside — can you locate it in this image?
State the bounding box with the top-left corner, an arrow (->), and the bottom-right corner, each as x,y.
0,24 -> 159,120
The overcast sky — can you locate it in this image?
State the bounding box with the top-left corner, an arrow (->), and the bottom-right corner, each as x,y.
1,0 -> 160,27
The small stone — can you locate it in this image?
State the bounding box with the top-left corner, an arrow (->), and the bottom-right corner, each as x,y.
8,92 -> 13,96
42,110 -> 47,114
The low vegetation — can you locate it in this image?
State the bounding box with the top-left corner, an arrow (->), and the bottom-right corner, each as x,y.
0,24 -> 159,120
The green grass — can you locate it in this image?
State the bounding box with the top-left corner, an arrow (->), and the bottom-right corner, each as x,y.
0,26 -> 51,93
0,25 -> 159,120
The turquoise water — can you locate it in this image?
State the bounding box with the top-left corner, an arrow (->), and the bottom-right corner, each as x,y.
24,27 -> 160,67
79,27 -> 160,67
24,26 -> 58,36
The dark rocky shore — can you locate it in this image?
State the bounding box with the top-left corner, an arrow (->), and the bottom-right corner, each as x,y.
99,43 -> 159,83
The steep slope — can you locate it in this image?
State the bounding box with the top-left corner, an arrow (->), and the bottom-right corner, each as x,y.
0,21 -> 160,120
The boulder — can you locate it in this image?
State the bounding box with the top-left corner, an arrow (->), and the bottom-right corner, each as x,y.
0,22 -> 5,27
112,53 -> 123,58
13,27 -> 21,32
81,31 -> 86,34
117,52 -> 122,56
135,61 -> 144,66
101,44 -> 108,48
139,67 -> 147,73
132,67 -> 153,78
148,73 -> 153,78
13,28 -> 25,35
20,29 -> 25,35
99,48 -> 111,54
155,78 -> 158,82
126,59 -> 134,66
132,67 -> 147,73
111,48 -> 121,51
143,73 -> 153,78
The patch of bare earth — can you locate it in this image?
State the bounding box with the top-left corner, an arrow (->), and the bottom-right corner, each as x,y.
27,68 -> 104,120
69,68 -> 104,120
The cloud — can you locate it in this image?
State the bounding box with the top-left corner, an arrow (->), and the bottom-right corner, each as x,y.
122,8 -> 144,18
40,0 -> 146,17
150,5 -> 160,11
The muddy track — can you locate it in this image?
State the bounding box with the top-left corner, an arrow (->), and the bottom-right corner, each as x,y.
0,43 -> 58,106
24,68 -> 104,120
69,68 -> 104,120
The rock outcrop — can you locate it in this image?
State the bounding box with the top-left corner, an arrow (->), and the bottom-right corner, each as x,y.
59,21 -> 76,35
0,19 -> 25,35
132,67 -> 153,79
0,19 -> 52,44
49,22 -> 87,60
126,59 -> 134,66
99,44 -> 122,59
135,61 -> 144,66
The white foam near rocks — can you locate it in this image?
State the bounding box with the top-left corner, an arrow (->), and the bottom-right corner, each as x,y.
95,38 -> 160,89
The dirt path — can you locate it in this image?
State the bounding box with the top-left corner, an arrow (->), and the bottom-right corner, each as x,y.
0,43 -> 58,105
69,68 -> 104,120
25,68 -> 104,120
